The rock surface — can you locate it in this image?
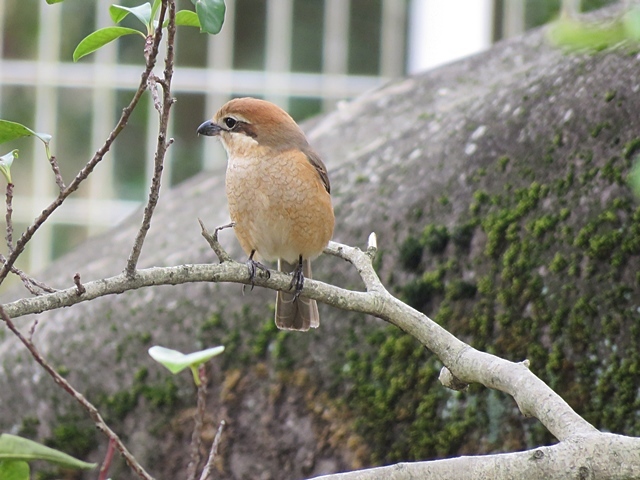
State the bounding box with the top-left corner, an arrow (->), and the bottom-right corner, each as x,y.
2,7 -> 640,479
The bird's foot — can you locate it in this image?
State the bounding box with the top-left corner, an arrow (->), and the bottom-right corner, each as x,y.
288,259 -> 305,301
244,257 -> 270,293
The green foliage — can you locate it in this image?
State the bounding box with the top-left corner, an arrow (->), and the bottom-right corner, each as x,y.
0,117 -> 53,184
73,0 -> 226,62
0,460 -> 29,480
73,26 -> 144,62
0,434 -> 95,472
398,236 -> 423,272
421,224 -> 449,254
192,0 -> 226,34
342,328 -> 478,463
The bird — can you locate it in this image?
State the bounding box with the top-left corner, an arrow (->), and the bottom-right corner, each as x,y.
197,97 -> 335,331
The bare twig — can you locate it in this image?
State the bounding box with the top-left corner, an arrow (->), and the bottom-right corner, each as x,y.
0,253 -> 56,295
28,318 -> 38,343
148,75 -> 163,114
73,272 -> 86,295
48,155 -> 66,192
198,219 -> 234,263
198,420 -> 225,480
125,0 -> 177,278
0,1 -> 167,288
98,437 -> 116,480
187,364 -> 208,480
0,306 -> 154,480
5,182 -> 13,254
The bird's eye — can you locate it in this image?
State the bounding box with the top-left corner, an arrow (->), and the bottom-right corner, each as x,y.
224,117 -> 238,129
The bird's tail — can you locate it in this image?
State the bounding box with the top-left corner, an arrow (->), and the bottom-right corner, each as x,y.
275,258 -> 319,331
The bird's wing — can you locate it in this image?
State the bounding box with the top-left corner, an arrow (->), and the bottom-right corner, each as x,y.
303,148 -> 331,194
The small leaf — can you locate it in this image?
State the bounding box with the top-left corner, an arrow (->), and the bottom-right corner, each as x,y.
110,3 -> 153,29
173,10 -> 201,28
0,120 -> 50,146
0,460 -> 30,480
73,26 -> 144,62
195,0 -> 226,34
151,0 -> 163,20
0,434 -> 96,470
149,345 -> 225,375
46,0 -> 65,4
0,150 -> 18,184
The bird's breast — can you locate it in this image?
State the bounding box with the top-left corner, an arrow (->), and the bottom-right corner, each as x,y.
225,151 -> 334,263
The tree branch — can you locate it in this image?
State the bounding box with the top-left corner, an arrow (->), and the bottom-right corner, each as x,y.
125,0 -> 176,277
310,433 -> 640,480
1,234 -> 596,443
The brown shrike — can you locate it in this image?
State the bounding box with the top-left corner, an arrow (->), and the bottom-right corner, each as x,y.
197,97 -> 334,331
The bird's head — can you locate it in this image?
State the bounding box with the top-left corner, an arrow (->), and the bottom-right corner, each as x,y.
197,97 -> 309,156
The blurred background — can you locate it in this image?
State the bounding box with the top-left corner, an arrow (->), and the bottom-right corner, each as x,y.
0,0 -> 617,279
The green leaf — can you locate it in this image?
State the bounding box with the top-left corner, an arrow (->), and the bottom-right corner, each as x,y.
0,150 -> 18,184
151,0 -> 163,20
73,26 -> 144,62
45,0 -> 65,4
0,460 -> 30,480
195,0 -> 226,34
547,18 -> 627,51
0,434 -> 96,470
110,3 -> 153,29
149,345 -> 225,385
0,120 -> 50,146
173,10 -> 201,28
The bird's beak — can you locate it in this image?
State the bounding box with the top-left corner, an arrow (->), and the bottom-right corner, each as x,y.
197,120 -> 222,136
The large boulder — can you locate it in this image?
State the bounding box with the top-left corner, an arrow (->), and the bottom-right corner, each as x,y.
2,7 -> 640,479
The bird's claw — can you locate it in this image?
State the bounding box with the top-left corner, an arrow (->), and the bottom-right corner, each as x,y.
245,258 -> 270,292
289,263 -> 305,301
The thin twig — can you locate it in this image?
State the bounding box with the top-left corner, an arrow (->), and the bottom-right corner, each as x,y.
5,182 -> 13,254
198,420 -> 225,480
125,0 -> 177,278
73,272 -> 86,295
0,2 -> 166,288
198,219 -> 234,263
187,364 -> 208,480
0,253 -> 57,295
98,437 -> 117,480
28,318 -> 39,343
148,75 -> 163,113
48,155 -> 66,192
0,306 -> 154,480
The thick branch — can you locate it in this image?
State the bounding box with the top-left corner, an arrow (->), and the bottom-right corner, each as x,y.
0,236 -> 595,443
311,433 -> 640,480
